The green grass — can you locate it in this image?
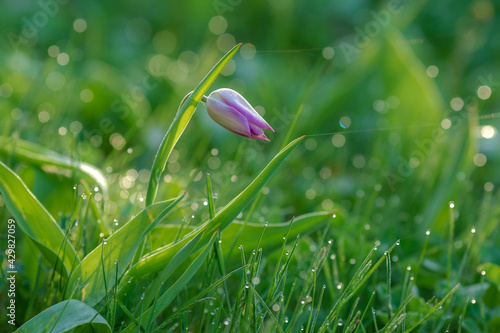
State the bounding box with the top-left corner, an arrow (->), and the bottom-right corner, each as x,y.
1,0 -> 500,332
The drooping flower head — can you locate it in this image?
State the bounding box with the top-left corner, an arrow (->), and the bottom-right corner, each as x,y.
206,88 -> 274,141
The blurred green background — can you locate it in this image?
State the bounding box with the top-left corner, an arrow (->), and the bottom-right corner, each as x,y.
1,0 -> 500,331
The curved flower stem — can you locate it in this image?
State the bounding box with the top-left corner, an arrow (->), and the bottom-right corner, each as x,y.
178,91 -> 208,112
145,43 -> 241,206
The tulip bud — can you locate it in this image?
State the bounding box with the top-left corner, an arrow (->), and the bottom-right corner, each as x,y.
205,88 -> 274,141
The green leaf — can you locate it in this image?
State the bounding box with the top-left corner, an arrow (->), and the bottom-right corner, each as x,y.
142,228 -> 206,308
122,232 -> 218,332
149,211 -> 336,264
0,136 -> 108,197
0,161 -> 78,277
15,299 -> 110,333
145,43 -> 242,206
120,136 -> 304,291
65,195 -> 183,306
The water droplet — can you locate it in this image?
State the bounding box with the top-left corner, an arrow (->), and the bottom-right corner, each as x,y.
300,300 -> 305,304
426,230 -> 431,235
332,213 -> 336,218
244,283 -> 250,289
218,240 -> 222,244
94,186 -> 99,192
471,228 -> 476,233
449,201 -> 455,208
264,222 -> 268,227
285,317 -> 289,323
238,245 -> 243,249
114,260 -> 118,265
407,266 -> 411,271
481,270 -> 486,275
396,240 -> 400,245
328,239 -> 333,244
372,308 -> 376,314
103,238 -> 108,245
338,318 -> 343,326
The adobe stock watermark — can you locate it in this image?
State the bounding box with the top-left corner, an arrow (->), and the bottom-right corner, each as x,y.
6,218 -> 17,326
6,0 -> 70,50
384,74 -> 499,192
213,0 -> 243,16
339,0 -> 407,63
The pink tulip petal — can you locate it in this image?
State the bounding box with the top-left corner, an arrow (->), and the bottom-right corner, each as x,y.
249,123 -> 264,136
206,98 -> 251,138
214,89 -> 274,132
251,133 -> 270,141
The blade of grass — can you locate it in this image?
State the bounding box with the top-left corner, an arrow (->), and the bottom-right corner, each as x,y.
119,136 -> 305,290
404,283 -> 460,332
0,161 -> 78,278
66,196 -> 183,306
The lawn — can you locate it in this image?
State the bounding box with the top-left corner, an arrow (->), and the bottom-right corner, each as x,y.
0,0 -> 499,332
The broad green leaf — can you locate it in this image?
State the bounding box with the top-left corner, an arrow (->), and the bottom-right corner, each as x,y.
0,136 -> 108,197
149,211 -> 337,264
146,43 -> 241,206
142,229 -> 206,307
65,195 -> 183,306
120,136 -> 305,294
0,161 -> 77,277
122,232 -> 218,332
15,299 -> 110,333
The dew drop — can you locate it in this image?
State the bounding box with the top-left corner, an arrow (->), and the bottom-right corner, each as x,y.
396,240 -> 400,245
114,260 -> 118,265
449,201 -> 455,208
426,230 -> 431,236
481,270 -> 486,275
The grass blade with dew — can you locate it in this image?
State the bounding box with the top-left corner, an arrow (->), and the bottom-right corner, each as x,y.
318,241 -> 400,333
118,136 -> 305,291
0,161 -> 78,278
142,228 -> 206,308
404,283 -> 460,332
66,195 -> 183,306
122,231 -> 219,332
145,43 -> 241,206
